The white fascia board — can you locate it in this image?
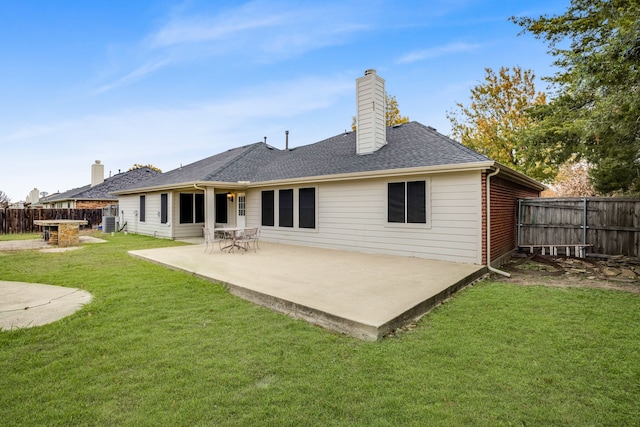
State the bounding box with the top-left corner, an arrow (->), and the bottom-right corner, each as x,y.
493,163 -> 546,191
110,181 -> 245,196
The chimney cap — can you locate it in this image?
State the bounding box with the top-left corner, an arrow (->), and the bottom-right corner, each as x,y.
94,160 -> 101,164
364,69 -> 376,76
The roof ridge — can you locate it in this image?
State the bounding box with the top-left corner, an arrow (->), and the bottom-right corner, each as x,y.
202,142 -> 263,181
415,122 -> 490,161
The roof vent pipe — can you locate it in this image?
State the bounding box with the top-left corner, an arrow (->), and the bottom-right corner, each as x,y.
285,130 -> 289,151
264,136 -> 267,144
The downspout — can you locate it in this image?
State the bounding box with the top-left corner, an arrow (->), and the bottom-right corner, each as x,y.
486,168 -> 511,277
194,184 -> 206,230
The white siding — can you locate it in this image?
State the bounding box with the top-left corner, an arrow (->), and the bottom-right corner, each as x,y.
119,192 -> 174,238
246,171 -> 483,264
120,188 -> 224,240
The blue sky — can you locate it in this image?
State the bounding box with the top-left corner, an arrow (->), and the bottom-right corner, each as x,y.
0,0 -> 569,202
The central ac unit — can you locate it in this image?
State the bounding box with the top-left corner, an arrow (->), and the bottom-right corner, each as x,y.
102,216 -> 117,233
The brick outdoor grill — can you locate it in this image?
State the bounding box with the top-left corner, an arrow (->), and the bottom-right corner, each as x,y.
34,220 -> 88,247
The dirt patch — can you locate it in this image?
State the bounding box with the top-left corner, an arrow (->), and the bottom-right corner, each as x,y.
498,254 -> 640,294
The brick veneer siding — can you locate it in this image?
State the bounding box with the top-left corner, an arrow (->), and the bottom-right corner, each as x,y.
76,200 -> 112,209
482,174 -> 540,264
481,173 -> 487,264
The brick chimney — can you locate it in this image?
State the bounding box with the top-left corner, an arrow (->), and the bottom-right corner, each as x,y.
356,69 -> 386,155
91,160 -> 104,187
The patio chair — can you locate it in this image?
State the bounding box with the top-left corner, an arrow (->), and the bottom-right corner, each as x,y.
217,229 -> 237,252
236,227 -> 259,253
202,226 -> 226,253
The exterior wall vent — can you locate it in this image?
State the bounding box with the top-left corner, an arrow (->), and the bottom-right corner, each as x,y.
356,69 -> 386,155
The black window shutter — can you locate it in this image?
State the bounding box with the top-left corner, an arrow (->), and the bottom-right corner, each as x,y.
160,193 -> 168,224
140,195 -> 146,222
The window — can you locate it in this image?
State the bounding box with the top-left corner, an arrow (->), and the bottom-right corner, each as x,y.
387,181 -> 427,224
406,181 -> 426,223
279,189 -> 293,227
195,193 -> 205,223
160,193 -> 168,224
215,193 -> 228,224
299,188 -> 315,229
261,191 -> 274,226
140,195 -> 146,222
180,193 -> 206,224
180,193 -> 193,224
387,183 -> 405,223
238,195 -> 246,217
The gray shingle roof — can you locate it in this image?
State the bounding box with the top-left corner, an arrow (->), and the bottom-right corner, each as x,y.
46,167 -> 160,202
118,122 -> 492,192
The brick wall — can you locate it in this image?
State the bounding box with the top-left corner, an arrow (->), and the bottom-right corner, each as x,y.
481,173 -> 487,264
76,200 -> 111,209
486,175 -> 540,263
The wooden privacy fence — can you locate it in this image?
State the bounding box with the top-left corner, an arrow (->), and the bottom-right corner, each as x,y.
0,208 -> 103,234
518,197 -> 640,258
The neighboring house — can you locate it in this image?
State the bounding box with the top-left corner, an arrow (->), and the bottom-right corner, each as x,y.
42,161 -> 160,213
114,70 -> 543,266
7,201 -> 25,209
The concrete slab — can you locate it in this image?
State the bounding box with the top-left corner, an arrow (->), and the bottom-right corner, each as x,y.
130,242 -> 485,340
0,281 -> 92,331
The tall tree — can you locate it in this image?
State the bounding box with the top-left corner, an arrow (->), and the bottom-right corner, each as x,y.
447,66 -> 552,181
129,163 -> 162,173
512,0 -> 640,194
385,93 -> 410,127
550,161 -> 597,197
0,190 -> 10,208
351,92 -> 410,131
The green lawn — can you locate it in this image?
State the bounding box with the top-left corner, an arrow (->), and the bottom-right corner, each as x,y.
1,233 -> 639,426
0,232 -> 41,241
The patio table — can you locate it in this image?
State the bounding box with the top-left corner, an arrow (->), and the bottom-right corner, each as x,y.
215,227 -> 245,252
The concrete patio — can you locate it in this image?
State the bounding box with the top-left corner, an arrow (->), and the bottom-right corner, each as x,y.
129,241 -> 486,340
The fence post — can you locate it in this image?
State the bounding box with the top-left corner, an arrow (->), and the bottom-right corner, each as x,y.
582,197 -> 588,254
517,199 -> 522,250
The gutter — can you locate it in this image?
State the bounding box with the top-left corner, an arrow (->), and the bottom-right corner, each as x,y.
486,168 -> 511,277
110,181 -> 246,196
110,162 -> 495,195
492,162 -> 546,192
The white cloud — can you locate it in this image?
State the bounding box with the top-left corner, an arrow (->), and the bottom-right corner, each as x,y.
96,1 -> 371,94
94,58 -> 171,94
0,74 -> 353,200
396,42 -> 482,64
149,4 -> 286,48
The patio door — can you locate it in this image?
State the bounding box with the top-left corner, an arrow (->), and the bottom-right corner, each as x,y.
236,193 -> 246,228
